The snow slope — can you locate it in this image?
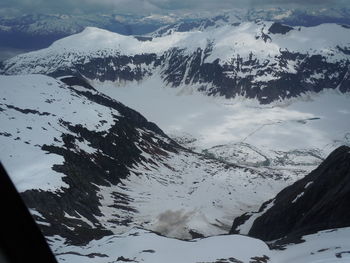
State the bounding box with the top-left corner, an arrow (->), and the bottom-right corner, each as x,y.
51,227 -> 350,263
100,149 -> 294,239
271,227 -> 350,263
0,74 -> 301,244
0,74 -> 125,191
53,228 -> 270,263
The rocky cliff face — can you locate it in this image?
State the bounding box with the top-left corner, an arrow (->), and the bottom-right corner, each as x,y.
231,145 -> 350,242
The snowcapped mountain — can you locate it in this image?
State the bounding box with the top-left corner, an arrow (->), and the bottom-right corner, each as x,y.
1,8 -> 348,49
2,21 -> 349,104
0,74 -> 303,247
151,7 -> 350,37
0,13 -> 171,36
150,14 -> 243,37
1,7 -> 348,62
0,13 -> 171,51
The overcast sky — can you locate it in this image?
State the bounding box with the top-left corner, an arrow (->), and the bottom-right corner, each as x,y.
0,0 -> 348,15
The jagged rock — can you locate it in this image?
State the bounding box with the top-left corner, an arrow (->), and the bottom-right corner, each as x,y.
268,22 -> 293,34
244,146 -> 350,242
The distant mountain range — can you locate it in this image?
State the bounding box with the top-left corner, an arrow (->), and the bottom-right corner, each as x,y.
0,13 -> 168,51
0,8 -> 349,53
151,8 -> 350,37
2,21 -> 349,103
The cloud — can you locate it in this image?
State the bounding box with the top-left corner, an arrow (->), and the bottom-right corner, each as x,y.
0,0 -> 348,14
0,0 -> 160,14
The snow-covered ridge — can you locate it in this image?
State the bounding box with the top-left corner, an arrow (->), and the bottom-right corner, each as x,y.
1,7 -> 349,61
0,74 -> 117,191
48,26 -> 203,55
2,74 -> 347,248
2,21 -> 349,105
3,21 -> 350,73
151,7 -> 350,37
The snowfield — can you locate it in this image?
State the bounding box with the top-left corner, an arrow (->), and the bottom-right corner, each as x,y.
52,227 -> 350,263
95,75 -> 350,159
0,74 -> 119,191
271,227 -> 350,263
98,150 -> 295,239
53,228 -> 270,263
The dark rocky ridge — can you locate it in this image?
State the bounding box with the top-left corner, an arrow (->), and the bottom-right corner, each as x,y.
19,76 -> 180,245
268,22 -> 294,34
231,146 -> 350,242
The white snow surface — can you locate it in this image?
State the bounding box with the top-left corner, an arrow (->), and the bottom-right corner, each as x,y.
0,74 -> 119,191
271,227 -> 350,263
97,150 -> 293,239
95,75 -> 350,156
51,227 -> 350,263
53,228 -> 270,263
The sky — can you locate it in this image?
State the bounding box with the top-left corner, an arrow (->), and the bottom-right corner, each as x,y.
0,0 -> 349,15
